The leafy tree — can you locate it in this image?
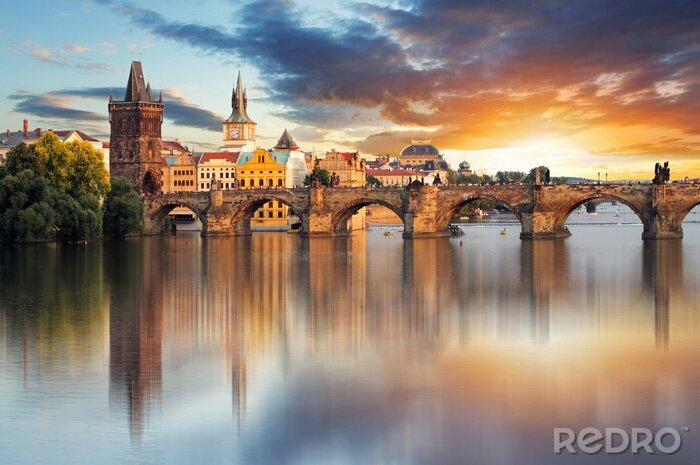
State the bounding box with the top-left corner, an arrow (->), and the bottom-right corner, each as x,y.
0,170 -> 57,242
303,168 -> 332,187
33,132 -> 73,193
495,171 -> 525,184
65,140 -> 110,197
445,169 -> 457,185
103,177 -> 143,237
54,190 -> 102,241
367,175 -> 383,187
4,142 -> 43,176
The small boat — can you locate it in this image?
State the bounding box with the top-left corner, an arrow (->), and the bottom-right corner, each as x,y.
384,231 -> 394,237
500,229 -> 508,236
287,229 -> 300,234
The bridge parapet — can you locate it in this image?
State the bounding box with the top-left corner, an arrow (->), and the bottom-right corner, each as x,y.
141,183 -> 700,240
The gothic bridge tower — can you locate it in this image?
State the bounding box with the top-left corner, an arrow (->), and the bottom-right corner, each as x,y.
109,61 -> 164,194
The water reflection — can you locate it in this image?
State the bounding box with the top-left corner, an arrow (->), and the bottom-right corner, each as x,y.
1,228 -> 699,464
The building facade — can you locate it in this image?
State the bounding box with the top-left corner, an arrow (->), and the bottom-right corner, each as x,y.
161,153 -> 197,193
237,148 -> 289,227
398,140 -> 446,170
317,149 -> 366,186
196,152 -> 239,191
108,61 -> 164,194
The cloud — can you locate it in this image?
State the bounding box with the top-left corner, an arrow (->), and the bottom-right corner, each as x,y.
18,41 -> 117,73
6,87 -> 223,134
87,0 -> 700,163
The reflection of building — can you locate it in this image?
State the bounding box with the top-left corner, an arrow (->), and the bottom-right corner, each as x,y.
108,61 -> 164,194
220,71 -> 256,152
398,139 -> 446,170
196,152 -> 239,191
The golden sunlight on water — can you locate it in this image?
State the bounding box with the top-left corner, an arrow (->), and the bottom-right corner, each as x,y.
1,225 -> 699,464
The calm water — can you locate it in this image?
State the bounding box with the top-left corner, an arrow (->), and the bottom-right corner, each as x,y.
1,209 -> 700,465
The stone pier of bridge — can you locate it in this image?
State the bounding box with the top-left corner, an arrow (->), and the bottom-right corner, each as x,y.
142,183 -> 700,240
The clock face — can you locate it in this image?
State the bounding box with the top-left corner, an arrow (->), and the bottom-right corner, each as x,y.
230,129 -> 240,139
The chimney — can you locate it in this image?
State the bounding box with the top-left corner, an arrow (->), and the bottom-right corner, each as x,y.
35,128 -> 42,137
23,119 -> 28,137
5,129 -> 9,138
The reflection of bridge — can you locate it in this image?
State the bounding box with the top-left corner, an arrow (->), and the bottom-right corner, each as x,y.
143,183 -> 700,239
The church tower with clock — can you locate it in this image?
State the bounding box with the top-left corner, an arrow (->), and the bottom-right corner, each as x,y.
221,71 -> 256,152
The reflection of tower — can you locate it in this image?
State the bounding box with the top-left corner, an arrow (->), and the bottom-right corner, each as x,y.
643,241 -> 682,349
521,239 -> 568,344
107,240 -> 163,443
231,348 -> 247,427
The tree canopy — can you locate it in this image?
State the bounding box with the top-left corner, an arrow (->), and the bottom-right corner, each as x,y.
103,177 -> 143,237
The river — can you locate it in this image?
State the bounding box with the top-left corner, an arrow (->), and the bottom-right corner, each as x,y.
1,206 -> 699,464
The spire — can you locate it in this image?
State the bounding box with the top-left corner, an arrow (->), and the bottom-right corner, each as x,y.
158,90 -> 163,103
109,88 -> 113,103
123,61 -> 155,102
225,70 -> 255,123
274,128 -> 298,151
146,82 -> 152,101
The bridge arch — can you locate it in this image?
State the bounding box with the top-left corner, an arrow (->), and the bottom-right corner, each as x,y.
553,192 -> 648,232
331,198 -> 404,233
229,194 -> 307,234
436,194 -> 523,229
145,200 -> 207,233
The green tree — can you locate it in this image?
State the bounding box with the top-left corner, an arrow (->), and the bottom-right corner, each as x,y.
54,190 -> 103,241
495,171 -> 525,184
446,169 -> 457,185
103,177 -> 143,237
303,168 -> 332,187
367,175 -> 383,187
65,140 -> 110,197
0,170 -> 57,242
33,132 -> 73,193
4,142 -> 43,176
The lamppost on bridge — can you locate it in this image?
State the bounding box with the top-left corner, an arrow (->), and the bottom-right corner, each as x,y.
597,172 -> 600,185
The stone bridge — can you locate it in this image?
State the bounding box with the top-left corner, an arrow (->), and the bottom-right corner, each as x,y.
143,183 -> 700,239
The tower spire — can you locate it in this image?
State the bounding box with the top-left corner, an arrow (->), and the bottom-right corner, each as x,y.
225,69 -> 254,123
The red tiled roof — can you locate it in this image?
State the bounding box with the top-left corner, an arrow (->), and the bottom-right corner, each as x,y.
162,140 -> 189,153
198,151 -> 240,164
102,142 -> 110,149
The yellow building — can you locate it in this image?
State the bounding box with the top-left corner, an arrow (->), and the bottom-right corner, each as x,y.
237,148 -> 289,228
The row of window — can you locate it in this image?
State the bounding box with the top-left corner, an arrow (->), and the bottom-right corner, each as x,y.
174,180 -> 193,186
175,169 -> 194,176
258,211 -> 284,218
240,179 -> 283,187
239,170 -> 283,174
201,171 -> 235,179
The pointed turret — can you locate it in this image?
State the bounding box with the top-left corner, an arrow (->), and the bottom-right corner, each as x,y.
123,61 -> 153,102
225,70 -> 255,123
158,90 -> 163,103
146,82 -> 152,101
274,128 -> 299,151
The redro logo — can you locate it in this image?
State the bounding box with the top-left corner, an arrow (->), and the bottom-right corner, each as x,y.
554,427 -> 682,455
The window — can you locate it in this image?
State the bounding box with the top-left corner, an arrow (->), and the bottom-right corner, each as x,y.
268,211 -> 273,218
277,179 -> 283,187
259,211 -> 264,218
268,201 -> 273,208
240,180 -> 245,187
278,201 -> 283,208
278,211 -> 283,218
268,179 -> 273,187
259,179 -> 264,187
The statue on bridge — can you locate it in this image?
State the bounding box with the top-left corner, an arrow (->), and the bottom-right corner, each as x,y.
433,173 -> 442,185
210,172 -> 221,191
653,161 -> 670,184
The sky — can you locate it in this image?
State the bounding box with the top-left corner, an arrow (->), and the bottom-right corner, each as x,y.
2,0 -> 700,179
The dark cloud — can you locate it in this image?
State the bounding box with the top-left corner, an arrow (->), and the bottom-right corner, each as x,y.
7,87 -> 223,133
88,0 -> 700,155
